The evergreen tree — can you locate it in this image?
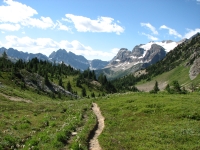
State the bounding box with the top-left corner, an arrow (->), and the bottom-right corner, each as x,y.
92,70 -> 97,80
172,80 -> 181,93
91,92 -> 95,98
153,81 -> 160,93
67,81 -> 72,92
59,77 -> 63,87
76,79 -> 81,87
81,87 -> 87,97
165,84 -> 171,93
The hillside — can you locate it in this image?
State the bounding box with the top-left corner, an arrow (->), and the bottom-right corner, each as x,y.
111,33 -> 200,92
0,53 -> 113,149
0,54 -> 116,100
136,33 -> 200,91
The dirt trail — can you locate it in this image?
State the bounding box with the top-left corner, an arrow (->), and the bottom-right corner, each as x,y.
89,103 -> 105,150
0,92 -> 32,103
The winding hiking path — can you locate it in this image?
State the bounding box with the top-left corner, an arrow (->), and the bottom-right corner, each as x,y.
0,92 -> 32,103
89,103 -> 105,150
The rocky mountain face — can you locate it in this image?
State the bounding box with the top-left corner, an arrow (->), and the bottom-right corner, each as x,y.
135,33 -> 200,81
49,49 -> 89,70
19,69 -> 75,97
0,48 -> 108,71
99,40 -> 180,80
0,47 -> 48,61
89,59 -> 109,70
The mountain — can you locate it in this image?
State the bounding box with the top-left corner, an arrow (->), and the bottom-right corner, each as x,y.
0,48 -> 108,71
96,40 -> 180,80
134,33 -> 200,91
49,49 -> 89,70
0,47 -> 49,61
89,59 -> 109,70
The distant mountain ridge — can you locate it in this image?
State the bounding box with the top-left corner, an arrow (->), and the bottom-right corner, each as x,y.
0,38 -> 187,76
96,40 -> 182,80
0,48 -> 109,71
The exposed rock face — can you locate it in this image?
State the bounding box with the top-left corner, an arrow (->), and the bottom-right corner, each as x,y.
110,48 -> 131,64
189,57 -> 200,80
0,47 -> 48,61
49,49 -> 89,70
143,44 -> 166,65
20,69 -> 75,97
106,44 -> 166,72
101,40 -> 180,80
132,46 -> 144,57
89,59 -> 109,70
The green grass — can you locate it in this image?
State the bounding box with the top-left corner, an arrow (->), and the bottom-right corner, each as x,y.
96,92 -> 200,150
1,69 -> 200,149
137,64 -> 200,91
0,87 -> 95,150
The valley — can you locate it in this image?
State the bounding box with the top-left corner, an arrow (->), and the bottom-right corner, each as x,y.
0,33 -> 200,149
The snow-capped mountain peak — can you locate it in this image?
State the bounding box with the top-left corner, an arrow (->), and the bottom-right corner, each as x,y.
139,40 -> 178,53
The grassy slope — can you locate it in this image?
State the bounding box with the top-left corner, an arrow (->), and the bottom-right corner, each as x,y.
136,64 -> 200,92
96,92 -> 200,150
0,73 -> 96,150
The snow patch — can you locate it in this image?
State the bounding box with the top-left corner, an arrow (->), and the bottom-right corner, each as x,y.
139,41 -> 178,53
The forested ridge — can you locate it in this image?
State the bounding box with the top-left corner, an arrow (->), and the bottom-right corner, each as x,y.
0,52 -> 117,98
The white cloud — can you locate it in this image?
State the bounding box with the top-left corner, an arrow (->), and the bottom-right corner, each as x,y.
0,23 -> 20,31
141,32 -> 159,41
64,14 -> 124,35
141,23 -> 158,35
183,28 -> 200,39
0,0 -> 37,23
0,0 -> 55,30
111,48 -> 120,54
22,17 -> 55,29
197,0 -> 200,2
160,25 -> 182,38
57,21 -> 70,31
2,35 -> 116,60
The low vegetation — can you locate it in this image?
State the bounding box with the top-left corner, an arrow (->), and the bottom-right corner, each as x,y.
1,34 -> 200,149
96,92 -> 200,150
0,85 -> 96,150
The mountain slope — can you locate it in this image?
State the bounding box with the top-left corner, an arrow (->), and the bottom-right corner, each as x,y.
49,49 -> 89,70
97,40 -> 179,80
134,33 -> 200,91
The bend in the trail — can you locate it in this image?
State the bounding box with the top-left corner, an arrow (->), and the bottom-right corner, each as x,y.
89,103 -> 105,150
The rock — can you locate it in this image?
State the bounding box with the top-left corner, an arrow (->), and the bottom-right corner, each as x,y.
71,132 -> 77,136
189,57 -> 200,80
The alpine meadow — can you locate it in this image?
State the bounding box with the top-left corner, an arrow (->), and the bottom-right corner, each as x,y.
0,0 -> 200,150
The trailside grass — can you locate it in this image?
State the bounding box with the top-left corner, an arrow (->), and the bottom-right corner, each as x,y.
0,90 -> 95,150
96,92 -> 200,150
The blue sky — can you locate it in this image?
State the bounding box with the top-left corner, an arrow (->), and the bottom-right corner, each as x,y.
0,0 -> 199,60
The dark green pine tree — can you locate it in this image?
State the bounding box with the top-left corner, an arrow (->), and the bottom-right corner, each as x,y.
58,77 -> 63,87
153,81 -> 160,93
172,80 -> 181,93
91,92 -> 95,98
45,73 -> 50,85
67,81 -> 72,92
81,87 -> 87,97
165,84 -> 171,93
